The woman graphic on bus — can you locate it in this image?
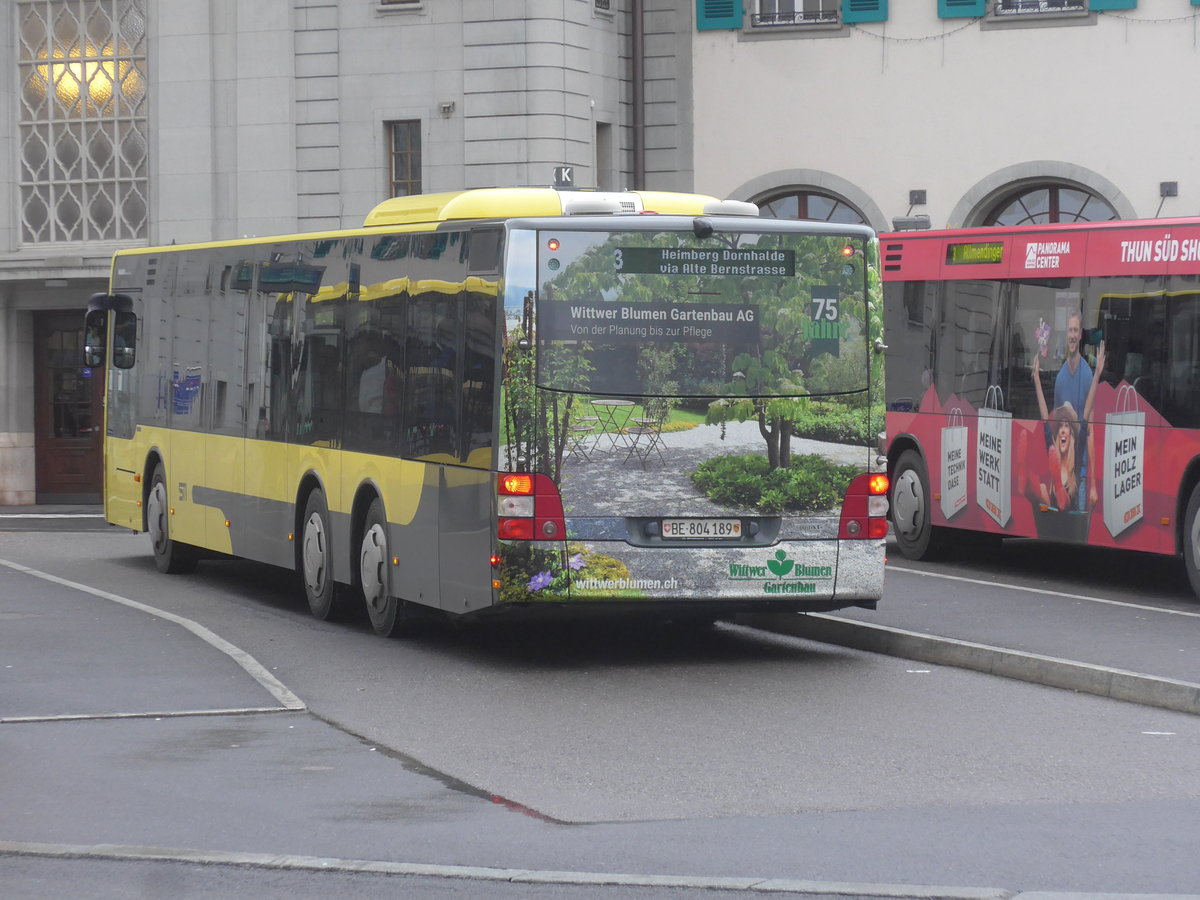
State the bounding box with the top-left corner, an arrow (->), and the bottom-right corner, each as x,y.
1019,340 -> 1106,514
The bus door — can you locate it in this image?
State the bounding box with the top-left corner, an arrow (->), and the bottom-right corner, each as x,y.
85,295 -> 139,526
202,271 -> 248,553
436,293 -> 497,614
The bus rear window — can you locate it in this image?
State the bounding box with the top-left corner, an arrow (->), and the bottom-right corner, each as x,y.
532,229 -> 871,398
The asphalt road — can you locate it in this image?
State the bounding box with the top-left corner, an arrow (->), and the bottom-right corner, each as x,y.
2,519 -> 1199,898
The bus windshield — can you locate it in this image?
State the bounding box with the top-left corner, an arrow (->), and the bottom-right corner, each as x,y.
527,228 -> 871,398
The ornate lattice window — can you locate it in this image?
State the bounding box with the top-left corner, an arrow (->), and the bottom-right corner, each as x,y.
17,0 -> 148,244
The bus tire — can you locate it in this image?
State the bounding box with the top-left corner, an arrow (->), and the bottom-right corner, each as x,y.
148,463 -> 198,574
1183,482 -> 1200,601
359,497 -> 415,637
891,449 -> 948,561
300,489 -> 345,621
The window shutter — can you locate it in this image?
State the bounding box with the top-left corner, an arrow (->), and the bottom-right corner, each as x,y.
843,0 -> 887,23
937,0 -> 984,16
1090,0 -> 1136,9
696,0 -> 742,29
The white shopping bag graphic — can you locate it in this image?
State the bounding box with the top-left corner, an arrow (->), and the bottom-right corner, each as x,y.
1103,384 -> 1145,537
976,386 -> 1012,527
941,408 -> 968,520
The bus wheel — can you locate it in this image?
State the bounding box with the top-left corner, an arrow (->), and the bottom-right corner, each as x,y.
360,497 -> 412,637
1183,482 -> 1200,601
891,449 -> 942,560
148,464 -> 197,574
300,490 -> 344,621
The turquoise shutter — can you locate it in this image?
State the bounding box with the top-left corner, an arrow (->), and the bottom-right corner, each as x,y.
938,0 -> 984,16
697,0 -> 742,29
843,0 -> 887,23
1090,0 -> 1136,9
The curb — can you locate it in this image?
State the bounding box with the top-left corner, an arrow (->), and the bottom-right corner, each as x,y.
0,841 -> 1020,899
2,841 -> 1196,899
736,612 -> 1200,717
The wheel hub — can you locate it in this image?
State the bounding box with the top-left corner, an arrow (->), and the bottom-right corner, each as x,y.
892,469 -> 924,538
360,524 -> 388,613
148,482 -> 168,552
302,513 -> 327,594
1191,514 -> 1200,571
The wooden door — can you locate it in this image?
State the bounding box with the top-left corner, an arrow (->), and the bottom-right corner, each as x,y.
34,311 -> 104,502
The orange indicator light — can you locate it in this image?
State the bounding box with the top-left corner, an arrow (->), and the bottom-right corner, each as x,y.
500,473 -> 534,495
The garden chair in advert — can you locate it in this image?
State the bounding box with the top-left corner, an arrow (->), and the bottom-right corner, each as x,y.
623,400 -> 670,468
565,419 -> 597,462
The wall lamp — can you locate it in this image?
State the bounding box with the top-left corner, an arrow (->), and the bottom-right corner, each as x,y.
891,215 -> 931,232
1156,181 -> 1178,217
439,101 -> 455,116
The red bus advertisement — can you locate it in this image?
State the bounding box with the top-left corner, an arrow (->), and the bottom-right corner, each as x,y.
881,217 -> 1200,599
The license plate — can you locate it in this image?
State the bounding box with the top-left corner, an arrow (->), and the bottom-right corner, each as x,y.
661,518 -> 741,539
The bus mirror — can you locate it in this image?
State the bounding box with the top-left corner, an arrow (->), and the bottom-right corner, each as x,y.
112,310 -> 137,369
83,309 -> 107,368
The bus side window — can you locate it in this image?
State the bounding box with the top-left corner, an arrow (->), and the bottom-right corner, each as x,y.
1163,291 -> 1200,428
83,309 -> 106,367
113,310 -> 137,369
403,293 -> 459,459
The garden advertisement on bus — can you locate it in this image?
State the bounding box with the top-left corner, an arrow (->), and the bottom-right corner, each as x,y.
884,220 -> 1200,559
498,223 -> 888,607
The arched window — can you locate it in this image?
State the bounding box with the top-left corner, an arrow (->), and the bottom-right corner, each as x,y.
982,185 -> 1117,227
756,190 -> 866,225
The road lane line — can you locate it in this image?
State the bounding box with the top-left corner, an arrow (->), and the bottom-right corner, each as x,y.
886,563 -> 1200,619
2,708 -> 302,724
0,513 -> 103,519
0,557 -> 305,712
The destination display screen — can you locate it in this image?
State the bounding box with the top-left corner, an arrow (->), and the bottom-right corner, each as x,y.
946,242 -> 1004,266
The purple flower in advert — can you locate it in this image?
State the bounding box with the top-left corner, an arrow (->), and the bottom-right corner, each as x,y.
568,553 -> 585,570
527,571 -> 553,591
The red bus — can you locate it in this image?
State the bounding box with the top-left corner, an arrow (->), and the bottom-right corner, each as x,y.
881,217 -> 1200,599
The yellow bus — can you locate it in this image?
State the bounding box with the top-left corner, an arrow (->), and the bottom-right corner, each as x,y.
84,187 -> 888,635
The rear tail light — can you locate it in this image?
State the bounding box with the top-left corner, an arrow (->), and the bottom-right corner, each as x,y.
497,472 -> 566,541
839,472 -> 890,540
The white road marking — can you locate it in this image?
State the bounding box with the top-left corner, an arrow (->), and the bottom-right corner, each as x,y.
887,563 -> 1200,618
0,513 -> 103,518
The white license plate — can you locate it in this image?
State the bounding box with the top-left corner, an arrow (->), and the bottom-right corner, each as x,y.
661,518 -> 741,539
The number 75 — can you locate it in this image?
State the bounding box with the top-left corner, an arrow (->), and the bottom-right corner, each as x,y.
811,296 -> 839,321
